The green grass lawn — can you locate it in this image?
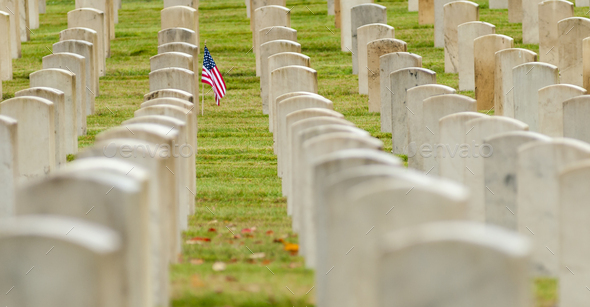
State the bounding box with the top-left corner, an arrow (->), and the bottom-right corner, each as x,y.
2,0 -> 577,305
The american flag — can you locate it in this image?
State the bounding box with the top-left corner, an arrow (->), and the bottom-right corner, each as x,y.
201,46 -> 226,106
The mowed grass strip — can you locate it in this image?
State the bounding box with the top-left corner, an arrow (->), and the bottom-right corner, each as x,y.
2,0 -> 573,306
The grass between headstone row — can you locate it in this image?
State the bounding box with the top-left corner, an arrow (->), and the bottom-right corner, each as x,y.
3,0 -> 582,305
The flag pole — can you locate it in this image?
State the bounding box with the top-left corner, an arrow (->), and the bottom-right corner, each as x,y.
202,41 -> 206,116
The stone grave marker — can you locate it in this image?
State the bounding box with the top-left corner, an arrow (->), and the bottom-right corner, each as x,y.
0,97 -> 55,182
443,1 -> 479,74
0,11 -> 12,80
484,131 -> 551,230
458,21 -> 495,91
522,0 -> 544,44
253,5 -> 290,74
29,69 -> 78,155
257,26 -> 297,76
144,88 -> 193,103
538,84 -> 586,137
157,27 -> 197,47
260,40 -> 301,113
539,0 -> 573,66
340,0 -> 373,52
15,87 -> 66,167
474,34 -> 513,110
358,23 -> 395,94
0,0 -> 21,59
378,222 -> 531,307
149,67 -> 196,99
434,0 -> 456,47
269,65 -> 317,132
379,52 -> 421,114
60,27 -> 102,77
513,62 -> 559,131
518,138 -> 590,277
463,116 -> 529,221
75,0 -> 114,41
161,5 -> 199,47
438,112 -> 487,183
350,3 -> 386,74
390,67 -> 436,154
0,115 -> 17,217
266,50 -> 308,115
494,48 -> 537,117
406,84 -> 456,170
368,39 -> 408,113
419,0 -> 434,24
249,0 -> 285,33
43,52 -> 87,136
563,95 -> 590,143
68,8 -> 109,58
558,17 -> 590,87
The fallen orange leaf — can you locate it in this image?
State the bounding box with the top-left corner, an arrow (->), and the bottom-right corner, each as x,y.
284,243 -> 299,253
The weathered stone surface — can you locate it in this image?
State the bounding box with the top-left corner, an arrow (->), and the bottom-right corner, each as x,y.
443,1 -> 479,73
458,21 -> 495,91
282,108 -> 344,196
335,0 -> 341,28
474,34 -> 513,110
484,131 -> 551,230
157,42 -> 200,101
260,40 -> 301,114
75,0 -> 114,41
539,0 -> 573,66
409,0 -> 418,10
406,84 -> 456,170
60,27 -> 102,78
53,40 -> 97,114
15,87 -> 66,167
390,67 -> 436,153
518,138 -> 590,277
423,94 -> 477,175
276,95 -> 333,176
419,0 -> 434,24
16,159 -> 151,307
508,0 -> 522,23
269,65 -> 317,132
253,6 -> 290,75
563,95 -> 590,143
490,0 -> 508,8
143,89 -> 193,103
340,0 -> 373,52
0,216 -> 123,307
463,116 -> 529,221
0,0 -> 21,58
299,132 -> 382,266
346,179 -> 470,307
328,0 -> 335,15
538,84 -> 586,137
266,50 -> 308,115
29,69 -> 78,155
434,0 -> 455,47
0,96 -> 55,182
438,112 -> 487,183
157,27 -> 197,46
379,52 -> 421,117
164,0 -> 199,9
149,67 -> 196,100
378,222 -> 531,307
351,4 -> 386,74
257,26 -> 297,76
559,159 -> 590,307
161,5 -> 199,47
494,48 -> 537,117
312,151 -> 404,307
513,62 -> 559,131
43,52 -> 87,136
68,8 -> 109,58
0,115 -> 17,217
0,12 -> 12,80
522,0 -> 544,44
558,17 -> 590,87
249,0 -> 285,32
358,23 -> 395,94
368,39 -> 407,113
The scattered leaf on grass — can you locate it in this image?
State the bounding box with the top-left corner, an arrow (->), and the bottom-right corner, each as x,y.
273,238 -> 284,243
241,228 -> 252,233
212,261 -> 226,271
233,234 -> 242,239
186,237 -> 211,244
266,230 -> 274,235
254,240 -> 263,244
249,252 -> 265,259
284,243 -> 299,255
262,259 -> 272,265
190,259 -> 204,265
191,274 -> 205,288
207,220 -> 218,224
208,228 -> 217,232
229,258 -> 238,263
225,275 -> 238,282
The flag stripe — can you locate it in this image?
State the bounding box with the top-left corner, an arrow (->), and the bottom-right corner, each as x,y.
201,46 -> 226,106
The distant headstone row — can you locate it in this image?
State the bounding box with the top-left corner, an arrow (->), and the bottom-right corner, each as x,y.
243,2 -> 569,306
0,1 -> 199,307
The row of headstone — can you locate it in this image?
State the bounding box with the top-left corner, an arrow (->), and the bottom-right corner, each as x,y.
245,5 -> 539,307
0,2 -> 199,306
